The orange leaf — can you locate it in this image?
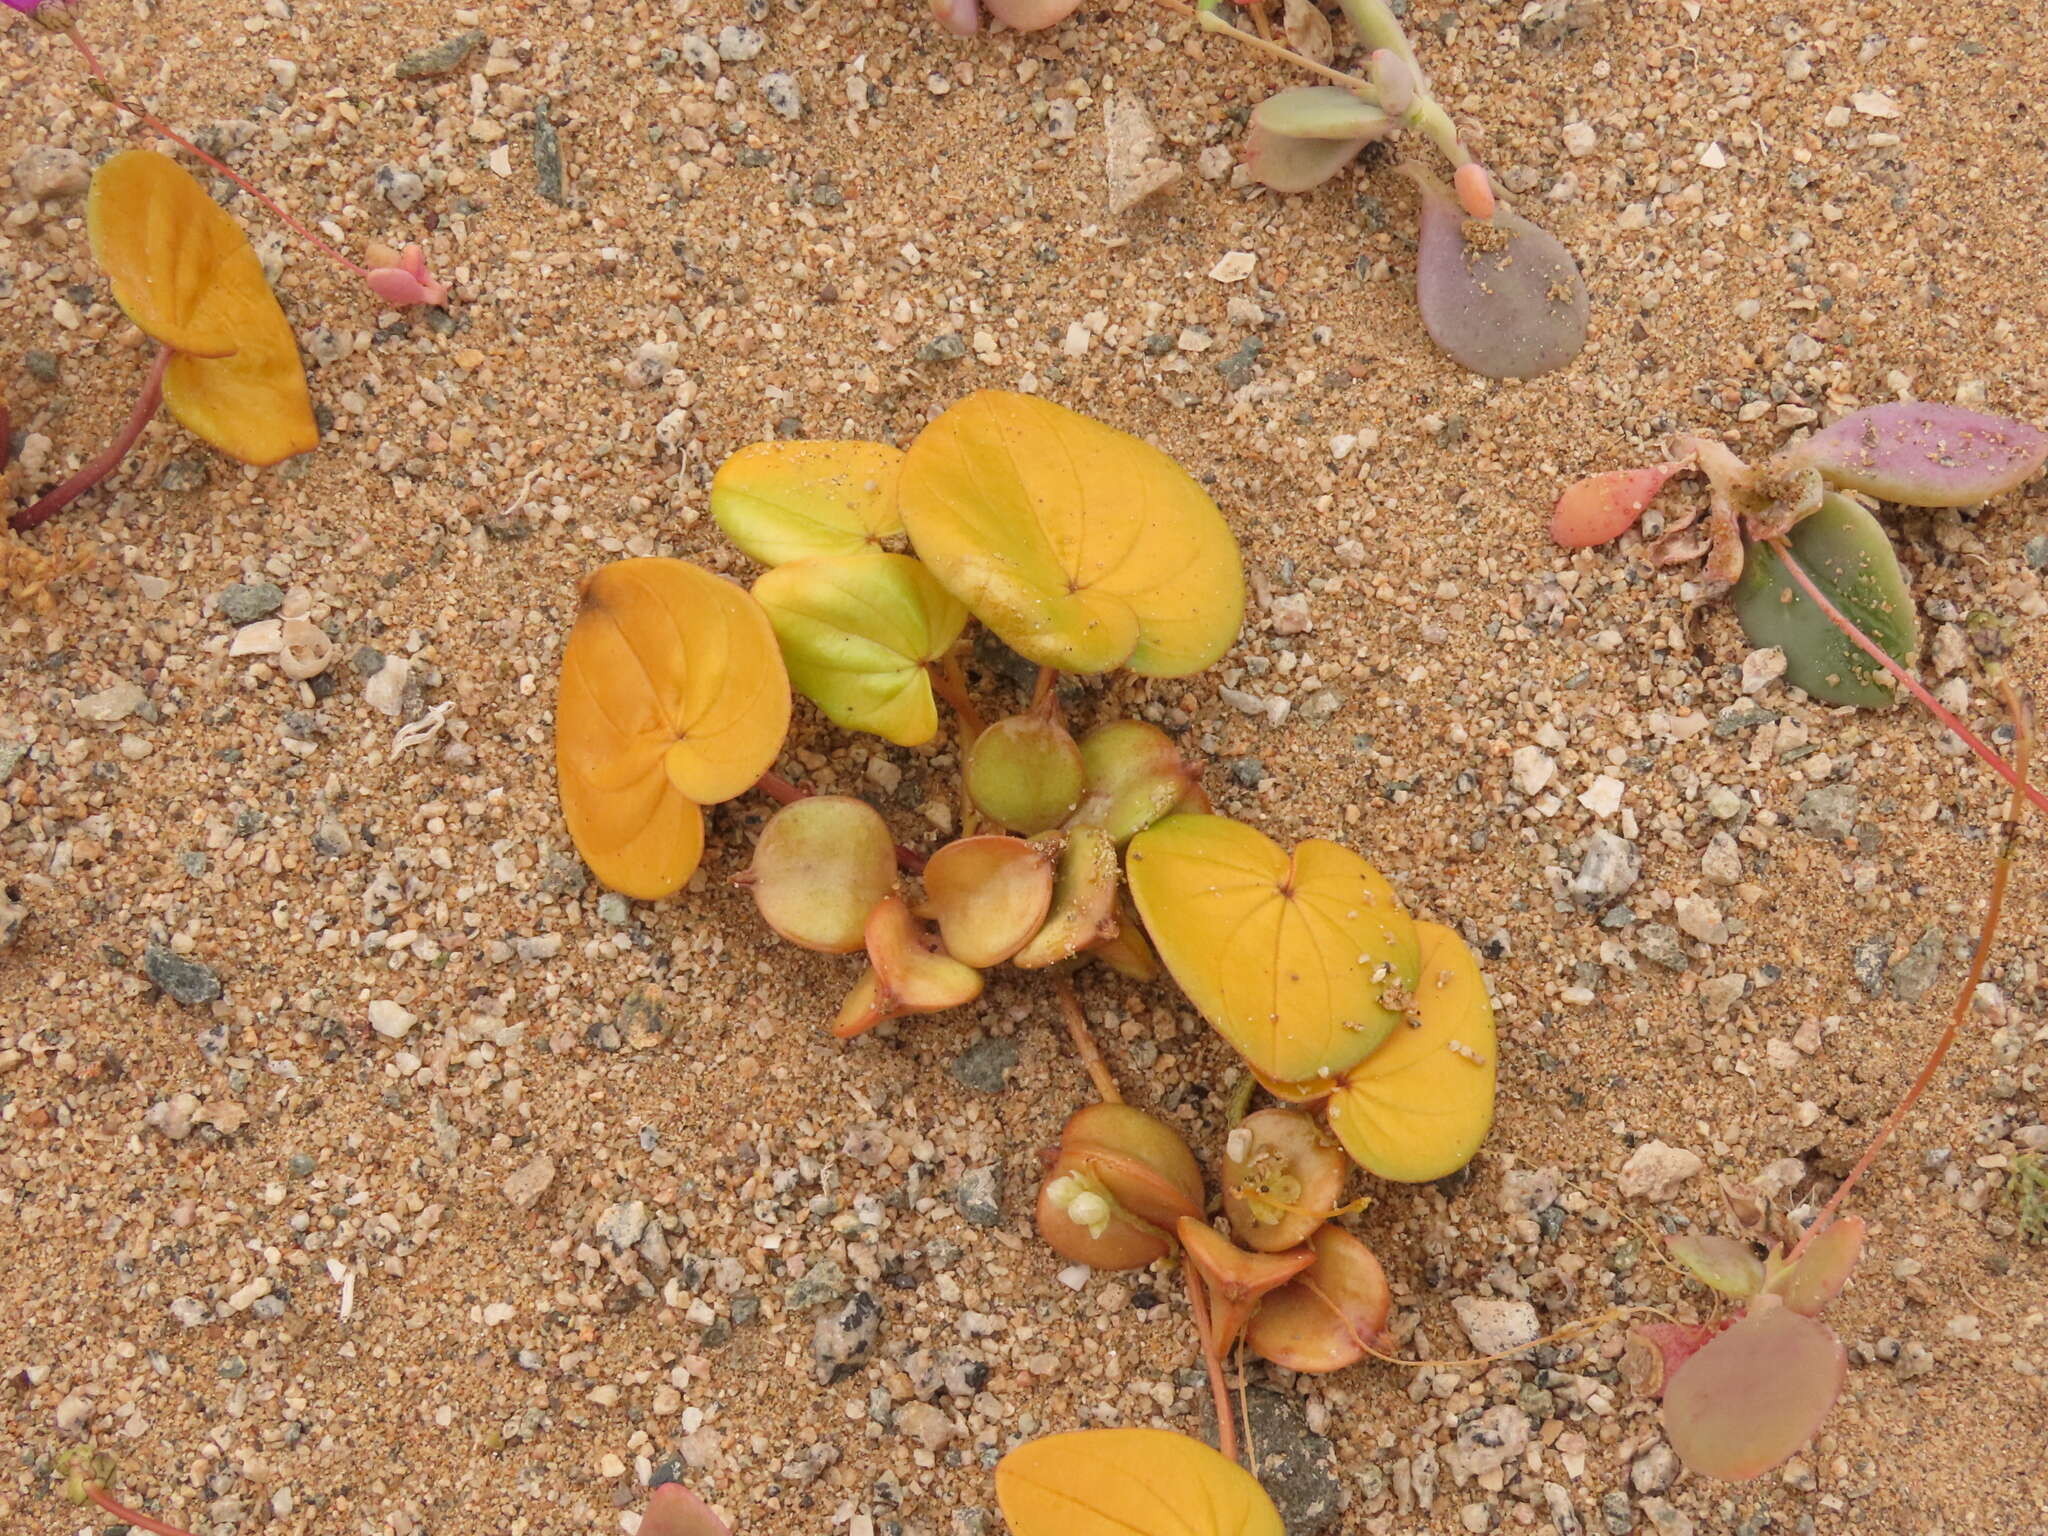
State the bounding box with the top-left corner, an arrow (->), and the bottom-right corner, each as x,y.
997,1428 -> 1284,1536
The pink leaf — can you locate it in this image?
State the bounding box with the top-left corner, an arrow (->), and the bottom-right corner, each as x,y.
1550,461 -> 1690,548
1622,1320 -> 1724,1399
1663,1301 -> 1847,1481
638,1484 -> 731,1536
1786,402 -> 2048,507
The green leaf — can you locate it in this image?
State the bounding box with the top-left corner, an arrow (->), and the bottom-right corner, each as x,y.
752,553 -> 968,747
1731,493 -> 1918,708
711,440 -> 904,567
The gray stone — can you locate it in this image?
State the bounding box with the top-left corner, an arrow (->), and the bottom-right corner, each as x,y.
1889,925 -> 1945,1004
1639,1499 -> 1693,1536
948,1037 -> 1018,1093
375,165 -> 425,211
0,743 -> 23,784
1635,923 -> 1688,971
144,943 -> 222,1007
534,96 -> 565,205
1451,1296 -> 1541,1355
1601,1491 -> 1634,1536
1215,338 -> 1263,391
1795,784 -> 1859,839
596,1200 -> 649,1251
716,24 -> 766,61
917,333 -> 967,363
678,34 -> 720,81
1569,830 -> 1640,908
312,816 -> 352,857
0,893 -> 24,951
811,1290 -> 880,1384
786,1257 -> 849,1310
760,72 -> 803,119
1853,933 -> 1892,996
903,1347 -> 988,1401
1630,1443 -> 1679,1495
1452,1405 -> 1531,1480
617,985 -> 669,1049
955,1166 -> 1002,1227
221,581 -> 286,624
1231,1388 -> 1342,1535
159,457 -> 209,492
395,30 -> 486,80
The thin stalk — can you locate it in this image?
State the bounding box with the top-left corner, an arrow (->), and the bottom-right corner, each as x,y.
1789,680 -> 2033,1261
87,1490 -> 197,1536
754,770 -> 927,874
1029,664 -> 1059,713
1764,537 -> 2048,819
63,27 -> 369,278
1053,974 -> 1121,1103
1335,0 -> 1420,72
1183,1263 -> 1241,1464
927,656 -> 988,742
1183,2 -> 1378,93
10,346 -> 171,532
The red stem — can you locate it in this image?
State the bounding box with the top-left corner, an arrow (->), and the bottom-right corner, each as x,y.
63,26 -> 368,278
753,770 -> 926,874
87,1490 -> 198,1536
1789,682 -> 2033,1261
1183,1264 -> 1241,1465
10,346 -> 171,532
1764,537 -> 2048,820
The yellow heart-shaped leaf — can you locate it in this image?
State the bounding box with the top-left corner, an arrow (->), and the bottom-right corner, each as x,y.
752,552 -> 967,747
1126,815 -> 1418,1084
996,1428 -> 1284,1536
1325,920 -> 1496,1183
711,440 -> 905,567
555,558 -> 790,899
88,150 -> 318,466
898,391 -> 1244,676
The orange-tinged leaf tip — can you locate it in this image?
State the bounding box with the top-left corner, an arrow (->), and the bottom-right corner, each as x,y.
1764,1216 -> 1864,1316
1127,815 -> 1418,1083
1010,826 -> 1119,969
711,439 -> 906,567
1176,1218 -> 1314,1299
865,893 -> 983,1014
555,558 -> 790,899
1550,461 -> 1692,548
1325,920 -> 1496,1182
996,1428 -> 1284,1536
899,391 -> 1245,676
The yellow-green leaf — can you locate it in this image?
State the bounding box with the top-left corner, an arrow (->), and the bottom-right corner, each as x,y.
1325,920 -> 1496,1183
1126,815 -> 1418,1083
88,149 -> 318,466
898,391 -> 1244,676
555,558 -> 790,899
711,440 -> 905,567
996,1428 -> 1284,1536
753,552 -> 967,747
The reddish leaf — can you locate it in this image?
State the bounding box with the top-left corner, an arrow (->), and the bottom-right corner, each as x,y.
1663,1302 -> 1847,1481
1407,167 -> 1588,380
1787,403 -> 2048,507
1622,1320 -> 1724,1400
1550,461 -> 1690,548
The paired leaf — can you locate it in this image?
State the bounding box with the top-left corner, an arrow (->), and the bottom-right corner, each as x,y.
555,559 -> 791,899
919,835 -> 1055,967
1245,1224 -> 1391,1373
1178,1217 -> 1315,1352
1243,87 -> 1392,194
88,149 -> 317,465
711,440 -> 905,566
1663,1301 -> 1847,1482
1126,815 -> 1418,1083
996,1429 -> 1284,1536
1406,166 -> 1589,380
965,712 -> 1086,835
1037,1104 -> 1205,1270
1666,1234 -> 1765,1299
834,895 -> 984,1039
1222,1107 -> 1349,1253
1763,1216 -> 1863,1316
1784,403 -> 2048,507
753,552 -> 967,747
1066,720 -> 1204,846
1731,492 -> 1917,708
1324,920 -> 1496,1183
899,391 -> 1245,675
744,796 -> 897,953
1550,461 -> 1692,548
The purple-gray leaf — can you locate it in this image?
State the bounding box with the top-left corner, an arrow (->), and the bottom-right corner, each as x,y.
1406,166 -> 1588,379
1243,127 -> 1375,194
1785,402 -> 2048,507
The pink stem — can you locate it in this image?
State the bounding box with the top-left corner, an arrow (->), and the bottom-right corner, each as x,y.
10,346 -> 171,532
64,27 -> 369,278
87,1490 -> 198,1536
1764,537 -> 2048,820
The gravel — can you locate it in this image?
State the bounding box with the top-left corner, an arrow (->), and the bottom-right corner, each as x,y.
811,1290 -> 880,1385
948,1037 -> 1019,1092
144,942 -> 223,1006
220,580 -> 286,623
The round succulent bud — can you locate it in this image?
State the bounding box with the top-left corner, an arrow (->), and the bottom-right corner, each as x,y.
964,712 -> 1085,835
741,796 -> 897,953
1034,1103 -> 1204,1271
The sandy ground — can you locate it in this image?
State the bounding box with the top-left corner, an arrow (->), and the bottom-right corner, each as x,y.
3,2 -> 2047,1534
